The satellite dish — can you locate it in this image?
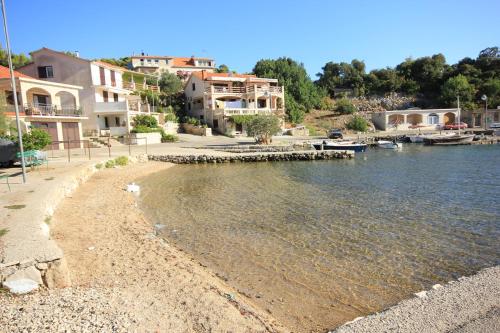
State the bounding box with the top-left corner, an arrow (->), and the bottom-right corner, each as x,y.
481,95 -> 487,101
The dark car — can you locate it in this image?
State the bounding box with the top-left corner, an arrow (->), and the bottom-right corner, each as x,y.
0,138 -> 17,167
328,128 -> 343,139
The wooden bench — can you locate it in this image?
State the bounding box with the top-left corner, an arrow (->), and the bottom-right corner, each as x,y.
16,150 -> 48,171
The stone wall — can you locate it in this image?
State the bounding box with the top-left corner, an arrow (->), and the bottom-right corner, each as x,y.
182,123 -> 212,136
149,150 -> 353,164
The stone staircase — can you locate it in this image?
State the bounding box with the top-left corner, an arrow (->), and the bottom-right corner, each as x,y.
85,137 -> 126,148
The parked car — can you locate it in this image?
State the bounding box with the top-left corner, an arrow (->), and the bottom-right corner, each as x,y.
0,138 -> 17,167
328,128 -> 343,139
489,122 -> 500,129
443,122 -> 468,130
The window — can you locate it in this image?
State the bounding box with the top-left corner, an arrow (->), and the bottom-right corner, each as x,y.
188,102 -> 191,110
155,59 -> 159,63
147,59 -> 152,63
113,93 -> 118,102
37,66 -> 54,78
192,83 -> 196,91
103,91 -> 109,103
200,115 -> 204,120
110,71 -> 116,87
115,117 -> 120,126
104,116 -> 109,128
428,113 -> 439,125
99,67 -> 106,85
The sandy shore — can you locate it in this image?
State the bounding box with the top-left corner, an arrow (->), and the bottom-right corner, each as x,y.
0,161 -> 286,333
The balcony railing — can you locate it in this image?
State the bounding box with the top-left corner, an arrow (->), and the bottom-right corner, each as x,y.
122,81 -> 160,92
95,101 -> 151,113
222,108 -> 283,116
205,85 -> 284,94
23,103 -> 83,117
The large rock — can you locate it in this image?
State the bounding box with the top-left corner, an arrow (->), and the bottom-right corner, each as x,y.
3,266 -> 43,294
44,258 -> 71,289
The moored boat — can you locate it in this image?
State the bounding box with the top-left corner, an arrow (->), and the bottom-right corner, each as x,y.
312,140 -> 367,152
377,140 -> 402,149
423,133 -> 475,145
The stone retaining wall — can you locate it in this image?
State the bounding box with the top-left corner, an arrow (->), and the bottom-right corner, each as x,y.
149,150 -> 353,164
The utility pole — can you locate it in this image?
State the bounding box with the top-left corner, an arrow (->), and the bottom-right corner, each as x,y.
1,0 -> 26,183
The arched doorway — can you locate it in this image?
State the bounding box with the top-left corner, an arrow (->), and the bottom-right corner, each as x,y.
444,112 -> 456,125
407,114 -> 423,125
25,88 -> 52,116
428,113 -> 439,125
388,114 -> 404,125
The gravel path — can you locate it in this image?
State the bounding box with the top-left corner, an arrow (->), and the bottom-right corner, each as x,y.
332,266 -> 500,333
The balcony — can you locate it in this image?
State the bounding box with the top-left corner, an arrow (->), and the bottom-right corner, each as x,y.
220,108 -> 284,116
122,81 -> 160,92
23,103 -> 83,117
205,85 -> 284,95
94,101 -> 151,114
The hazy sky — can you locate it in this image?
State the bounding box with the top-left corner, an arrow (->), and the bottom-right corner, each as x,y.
4,0 -> 499,77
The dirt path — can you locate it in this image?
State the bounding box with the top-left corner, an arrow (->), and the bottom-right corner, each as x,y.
0,162 -> 286,333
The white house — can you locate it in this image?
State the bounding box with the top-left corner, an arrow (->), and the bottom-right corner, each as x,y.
371,108 -> 459,131
130,53 -> 215,79
18,48 -> 159,136
184,71 -> 285,135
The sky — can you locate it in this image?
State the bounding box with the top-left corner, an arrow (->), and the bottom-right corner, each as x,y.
3,0 -> 499,78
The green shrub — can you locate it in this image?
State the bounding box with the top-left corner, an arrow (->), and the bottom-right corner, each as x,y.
161,133 -> 178,142
131,125 -> 163,134
22,128 -> 52,150
0,228 -> 8,238
246,115 -> 281,144
133,114 -> 158,128
105,159 -> 115,168
347,115 -> 369,132
183,116 -> 200,126
335,98 -> 357,115
230,115 -> 255,125
164,113 -> 178,122
95,163 -> 103,169
114,156 -> 128,166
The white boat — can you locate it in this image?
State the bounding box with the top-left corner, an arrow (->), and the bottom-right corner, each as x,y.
312,140 -> 367,152
408,135 -> 425,143
377,140 -> 402,149
423,133 -> 474,145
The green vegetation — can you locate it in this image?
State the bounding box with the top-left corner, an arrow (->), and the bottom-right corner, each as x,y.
133,114 -> 158,128
314,46 -> 500,110
105,159 -> 115,168
161,133 -> 178,142
44,216 -> 51,225
97,57 -> 130,68
4,204 -> 26,210
21,129 -> 52,151
114,156 -> 128,166
0,47 -> 31,69
0,228 -> 8,238
215,64 -> 230,73
253,57 -> 323,123
183,116 -> 201,126
346,115 -> 369,132
246,115 -> 281,144
44,177 -> 54,181
229,115 -> 255,125
335,98 -> 357,114
0,92 -> 10,136
95,163 -> 103,170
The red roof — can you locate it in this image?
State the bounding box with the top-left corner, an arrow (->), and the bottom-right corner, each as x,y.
0,65 -> 33,79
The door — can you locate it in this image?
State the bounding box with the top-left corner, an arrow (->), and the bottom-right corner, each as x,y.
110,70 -> 116,87
103,91 -> 109,102
33,94 -> 49,106
99,67 -> 106,85
31,122 -> 58,150
62,122 -> 80,149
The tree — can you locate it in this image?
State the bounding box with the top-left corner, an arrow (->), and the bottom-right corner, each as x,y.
215,64 -> 230,73
478,47 -> 499,59
253,57 -> 323,116
441,74 -> 476,109
316,60 -> 367,97
0,47 -> 31,69
335,98 -> 357,114
157,72 -> 183,95
346,115 -> 369,132
246,115 -> 281,144
98,57 -> 131,68
365,68 -> 403,95
285,93 -> 306,124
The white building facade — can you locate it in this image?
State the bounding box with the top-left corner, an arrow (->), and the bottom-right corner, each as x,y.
371,108 -> 460,131
184,71 -> 285,135
18,48 -> 159,137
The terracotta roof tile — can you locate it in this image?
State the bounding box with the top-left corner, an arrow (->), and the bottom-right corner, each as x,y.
0,65 -> 34,79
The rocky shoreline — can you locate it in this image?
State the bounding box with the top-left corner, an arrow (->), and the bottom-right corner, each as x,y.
148,150 -> 353,164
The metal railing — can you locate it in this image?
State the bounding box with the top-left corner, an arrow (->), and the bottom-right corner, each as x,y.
206,85 -> 284,94
24,103 -> 83,117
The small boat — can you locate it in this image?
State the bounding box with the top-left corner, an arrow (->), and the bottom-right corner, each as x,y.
423,133 -> 475,145
377,140 -> 402,149
312,140 -> 367,152
409,132 -> 454,143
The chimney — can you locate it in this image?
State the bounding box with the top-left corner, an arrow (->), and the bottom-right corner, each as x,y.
141,51 -> 145,56
75,51 -> 79,58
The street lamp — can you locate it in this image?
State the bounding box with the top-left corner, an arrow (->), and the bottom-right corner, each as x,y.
481,94 -> 488,129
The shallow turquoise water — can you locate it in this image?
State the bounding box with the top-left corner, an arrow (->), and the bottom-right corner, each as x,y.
139,144 -> 500,331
